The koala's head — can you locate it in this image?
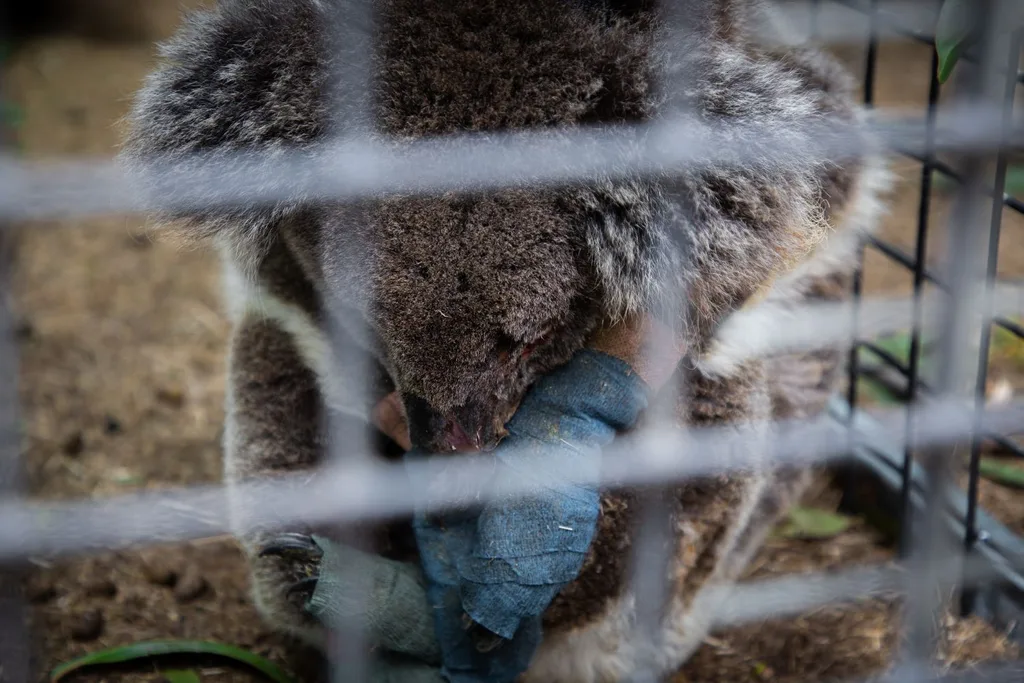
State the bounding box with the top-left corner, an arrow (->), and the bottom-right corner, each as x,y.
119,0 -> 663,452
316,189 -> 602,454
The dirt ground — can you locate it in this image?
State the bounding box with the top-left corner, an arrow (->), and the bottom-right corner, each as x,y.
3,3 -> 1023,682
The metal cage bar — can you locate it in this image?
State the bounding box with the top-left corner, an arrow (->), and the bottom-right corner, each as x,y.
321,0 -> 377,679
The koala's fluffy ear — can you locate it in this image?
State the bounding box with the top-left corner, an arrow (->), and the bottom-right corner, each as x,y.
118,0 -> 330,271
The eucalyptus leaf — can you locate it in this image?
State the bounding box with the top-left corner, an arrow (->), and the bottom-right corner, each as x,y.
935,0 -> 974,83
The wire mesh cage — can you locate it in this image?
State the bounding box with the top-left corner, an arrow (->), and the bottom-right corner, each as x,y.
1,1 -> 1024,682
820,0 -> 1024,645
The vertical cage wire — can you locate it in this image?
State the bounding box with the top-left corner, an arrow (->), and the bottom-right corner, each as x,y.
621,3 -> 703,679
322,1 -> 377,680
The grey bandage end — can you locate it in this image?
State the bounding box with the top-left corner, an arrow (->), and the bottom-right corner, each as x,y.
307,535 -> 442,665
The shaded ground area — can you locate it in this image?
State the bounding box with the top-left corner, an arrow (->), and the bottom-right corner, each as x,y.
4,4 -> 1022,682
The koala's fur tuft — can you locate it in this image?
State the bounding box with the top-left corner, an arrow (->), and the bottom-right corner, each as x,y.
122,0 -> 891,680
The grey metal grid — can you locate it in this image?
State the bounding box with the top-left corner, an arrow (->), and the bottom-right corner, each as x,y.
1,1 -> 1024,682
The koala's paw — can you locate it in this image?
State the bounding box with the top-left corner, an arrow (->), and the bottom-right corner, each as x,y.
258,532 -> 324,598
248,532 -> 327,647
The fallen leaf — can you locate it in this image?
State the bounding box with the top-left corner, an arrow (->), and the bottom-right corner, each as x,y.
979,458 -> 1024,489
775,506 -> 854,540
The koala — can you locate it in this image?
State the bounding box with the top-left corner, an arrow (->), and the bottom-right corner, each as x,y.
120,0 -> 891,681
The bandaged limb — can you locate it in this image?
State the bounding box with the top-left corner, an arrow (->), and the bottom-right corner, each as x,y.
306,535 -> 441,664
310,314 -> 685,682
405,349 -> 663,682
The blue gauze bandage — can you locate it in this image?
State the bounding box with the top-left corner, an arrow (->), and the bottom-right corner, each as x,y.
405,349 -> 650,683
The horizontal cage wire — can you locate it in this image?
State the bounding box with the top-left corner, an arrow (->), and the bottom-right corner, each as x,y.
0,1 -> 1023,683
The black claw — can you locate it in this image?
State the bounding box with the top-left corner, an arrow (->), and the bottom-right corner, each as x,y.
258,532 -> 323,559
288,576 -> 320,597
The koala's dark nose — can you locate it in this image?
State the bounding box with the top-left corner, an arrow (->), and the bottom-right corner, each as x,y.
404,396 -> 494,453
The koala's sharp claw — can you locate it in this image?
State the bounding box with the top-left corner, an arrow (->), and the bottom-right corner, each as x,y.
258,532 -> 323,559
288,576 -> 320,598
254,534 -> 323,615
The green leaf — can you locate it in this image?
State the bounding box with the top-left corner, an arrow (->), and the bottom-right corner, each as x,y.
776,506 -> 854,540
50,640 -> 297,683
979,458 -> 1024,489
935,0 -> 974,83
162,671 -> 202,683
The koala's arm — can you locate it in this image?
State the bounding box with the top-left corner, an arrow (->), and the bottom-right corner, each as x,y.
224,314 -> 334,643
225,315 -> 327,486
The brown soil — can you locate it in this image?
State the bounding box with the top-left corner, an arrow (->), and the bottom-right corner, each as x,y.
3,6 -> 1022,683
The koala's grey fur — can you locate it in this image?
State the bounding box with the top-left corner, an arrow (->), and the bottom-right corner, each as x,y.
121,0 -> 891,680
